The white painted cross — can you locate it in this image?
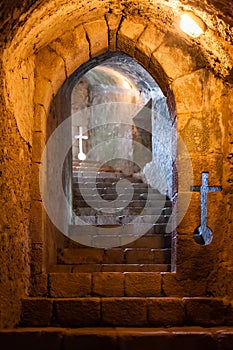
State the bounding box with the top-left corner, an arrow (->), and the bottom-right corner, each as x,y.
190,172 -> 221,244
75,126 -> 88,161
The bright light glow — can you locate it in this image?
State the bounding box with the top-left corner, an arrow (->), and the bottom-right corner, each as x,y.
180,13 -> 206,38
122,79 -> 132,89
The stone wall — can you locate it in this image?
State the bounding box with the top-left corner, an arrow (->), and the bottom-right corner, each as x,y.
1,0 -> 233,328
0,71 -> 31,327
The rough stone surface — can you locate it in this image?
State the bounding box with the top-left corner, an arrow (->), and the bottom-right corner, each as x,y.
54,298 -> 101,326
125,273 -> 161,297
93,273 -> 124,297
84,19 -> 108,58
102,298 -> 147,326
50,25 -> 90,77
1,0 -> 233,334
148,297 -> 185,326
2,327 -> 233,350
49,273 -> 91,297
20,298 -> 53,326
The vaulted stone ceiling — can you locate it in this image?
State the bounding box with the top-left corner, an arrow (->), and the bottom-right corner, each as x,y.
1,0 -> 233,82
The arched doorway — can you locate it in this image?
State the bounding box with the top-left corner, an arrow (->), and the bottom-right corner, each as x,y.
45,52 -> 175,272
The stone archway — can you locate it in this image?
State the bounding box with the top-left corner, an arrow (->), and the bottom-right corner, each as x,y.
29,15 -> 209,288
44,50 -> 174,273
2,5 -> 228,303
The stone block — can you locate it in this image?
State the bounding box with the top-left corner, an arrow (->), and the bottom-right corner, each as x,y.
32,131 -> 45,163
119,330 -> 172,350
63,329 -> 117,350
176,193 -> 200,234
0,330 -> 62,350
105,14 -> 122,50
172,70 -> 205,114
84,19 -> 108,57
30,243 -> 43,275
149,53 -> 171,94
162,273 -> 207,297
217,331 -> 233,350
102,297 -> 147,326
148,297 -> 185,326
104,248 -> 124,264
136,24 -> 165,58
34,77 -> 53,113
183,297 -> 227,326
117,19 -> 145,55
35,45 -> 66,94
175,235 -> 215,279
29,273 -> 48,297
49,273 -> 91,297
20,298 -> 53,326
50,25 -> 90,77
4,57 -> 35,144
30,200 -> 44,243
125,272 -> 161,296
34,104 -> 47,134
31,162 -> 42,201
93,272 -> 124,296
125,248 -> 170,264
54,298 -> 100,326
57,248 -> 104,264
171,330 -> 217,350
153,33 -> 205,81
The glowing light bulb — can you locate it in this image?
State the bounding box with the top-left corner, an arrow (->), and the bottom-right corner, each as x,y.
180,12 -> 206,38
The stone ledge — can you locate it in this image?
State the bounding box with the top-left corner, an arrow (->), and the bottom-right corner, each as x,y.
20,297 -> 233,328
1,327 -> 233,350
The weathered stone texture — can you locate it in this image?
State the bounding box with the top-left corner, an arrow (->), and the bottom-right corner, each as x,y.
84,19 -> 108,57
102,298 -> 147,326
3,57 -> 35,144
125,272 -> 161,296
106,13 -> 122,50
20,298 -> 53,326
172,70 -> 205,114
49,273 -> 91,297
54,298 -> 101,326
136,24 -> 165,58
0,92 -> 31,327
117,19 -> 145,56
153,34 -> 205,81
148,297 -> 185,326
93,272 -> 124,296
50,25 -> 90,77
1,0 -> 233,334
35,46 -> 66,96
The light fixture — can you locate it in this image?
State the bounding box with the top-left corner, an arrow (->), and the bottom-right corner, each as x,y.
180,12 -> 207,38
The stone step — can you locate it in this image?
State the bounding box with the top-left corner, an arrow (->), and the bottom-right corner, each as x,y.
73,178 -> 147,185
19,296 -> 233,328
74,214 -> 170,225
49,263 -> 171,273
57,248 -> 171,265
68,223 -> 171,242
72,160 -> 116,171
73,178 -> 144,185
70,263 -> 171,272
73,199 -> 171,208
73,182 -> 163,194
1,326 -> 233,350
66,230 -> 171,249
73,171 -> 127,178
73,191 -> 167,200
73,206 -> 172,216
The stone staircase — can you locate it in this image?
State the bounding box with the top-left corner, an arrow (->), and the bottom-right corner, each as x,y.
4,160 -> 233,348
57,159 -> 172,272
